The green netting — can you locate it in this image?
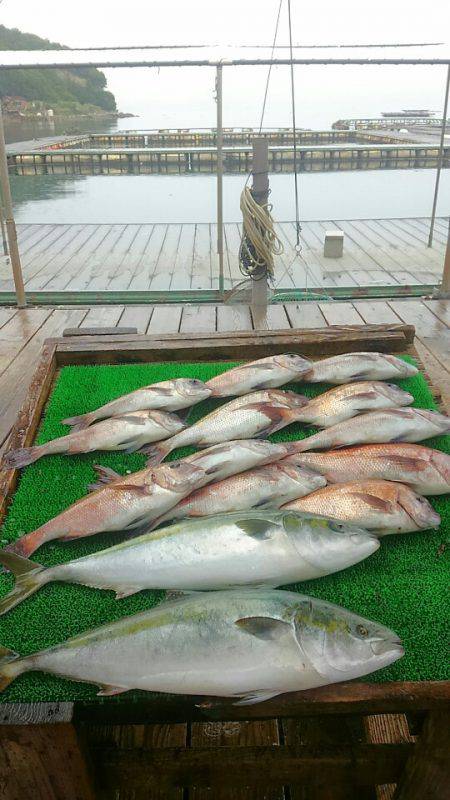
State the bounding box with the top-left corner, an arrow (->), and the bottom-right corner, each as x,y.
0,356 -> 448,703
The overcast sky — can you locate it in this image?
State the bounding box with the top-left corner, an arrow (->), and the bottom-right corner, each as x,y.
1,1 -> 450,128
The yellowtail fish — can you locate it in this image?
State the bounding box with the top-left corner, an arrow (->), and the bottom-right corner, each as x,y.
62,378 -> 212,430
0,589 -> 403,702
293,382 -> 413,428
303,353 -> 418,384
283,479 -> 440,535
289,408 -> 450,452
154,462 -> 326,527
4,410 -> 186,469
285,443 -> 450,495
3,440 -> 291,560
0,511 -> 379,614
206,354 -> 312,397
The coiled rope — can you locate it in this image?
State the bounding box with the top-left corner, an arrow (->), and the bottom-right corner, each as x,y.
239,186 -> 284,279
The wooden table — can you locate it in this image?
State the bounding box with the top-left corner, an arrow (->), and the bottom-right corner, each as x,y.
0,323 -> 448,800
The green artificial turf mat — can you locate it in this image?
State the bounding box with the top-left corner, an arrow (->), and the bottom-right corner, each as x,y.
0,356 -> 448,703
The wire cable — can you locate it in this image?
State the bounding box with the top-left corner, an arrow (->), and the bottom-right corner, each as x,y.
287,0 -> 301,250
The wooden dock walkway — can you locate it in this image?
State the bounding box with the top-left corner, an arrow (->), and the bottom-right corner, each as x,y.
0,217 -> 446,294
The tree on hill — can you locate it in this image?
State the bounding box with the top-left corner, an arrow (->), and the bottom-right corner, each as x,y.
0,25 -> 116,112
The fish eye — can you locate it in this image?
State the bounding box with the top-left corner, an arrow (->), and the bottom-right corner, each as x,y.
330,522 -> 345,532
356,624 -> 369,637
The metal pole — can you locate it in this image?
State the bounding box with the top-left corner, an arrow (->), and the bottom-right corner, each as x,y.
0,202 -> 8,256
428,64 -> 450,248
440,217 -> 450,294
0,101 -> 26,307
215,64 -> 225,294
251,137 -> 269,330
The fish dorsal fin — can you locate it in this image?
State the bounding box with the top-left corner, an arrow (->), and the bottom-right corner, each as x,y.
377,454 -> 427,471
93,464 -> 122,483
235,616 -> 292,640
351,492 -> 395,513
235,519 -> 274,540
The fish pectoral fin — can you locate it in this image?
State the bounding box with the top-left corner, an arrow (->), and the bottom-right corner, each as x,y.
235,519 -> 274,540
115,587 -> 141,600
344,390 -> 380,401
233,690 -> 281,706
351,492 -> 395,513
110,483 -> 153,496
114,415 -> 148,425
235,616 -> 292,640
97,684 -> 129,697
93,464 -> 122,483
377,454 -> 427,471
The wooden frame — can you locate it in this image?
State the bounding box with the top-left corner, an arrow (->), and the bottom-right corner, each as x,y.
0,323 -> 448,799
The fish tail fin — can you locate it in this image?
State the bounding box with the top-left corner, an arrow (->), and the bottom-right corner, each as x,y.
61,412 -> 94,431
0,645 -> 23,692
2,446 -> 42,469
0,551 -> 48,615
2,529 -> 47,563
144,442 -> 173,467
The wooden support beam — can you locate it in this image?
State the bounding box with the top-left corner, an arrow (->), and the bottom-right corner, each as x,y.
393,710 -> 450,800
0,102 -> 26,307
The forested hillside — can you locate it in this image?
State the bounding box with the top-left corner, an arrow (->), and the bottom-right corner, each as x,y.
0,25 -> 116,113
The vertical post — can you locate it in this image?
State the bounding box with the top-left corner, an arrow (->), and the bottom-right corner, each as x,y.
216,64 -> 225,294
251,137 -> 269,330
440,217 -> 450,294
0,101 -> 26,307
0,202 -> 8,256
428,65 -> 450,248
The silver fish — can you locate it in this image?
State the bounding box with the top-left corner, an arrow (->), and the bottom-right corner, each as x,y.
303,353 -> 418,384
290,408 -> 450,452
283,479 -> 441,535
294,382 -> 413,428
62,378 -> 212,429
0,511 -> 379,614
4,410 -> 186,469
206,354 -> 312,397
145,394 -> 309,465
0,589 -> 403,702
285,443 -> 450,495
3,441 -> 291,561
155,462 -> 326,527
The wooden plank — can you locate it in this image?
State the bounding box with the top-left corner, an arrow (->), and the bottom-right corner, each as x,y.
0,309 -> 88,451
284,715 -> 376,800
81,306 -> 124,328
147,305 -> 183,334
107,224 -> 155,291
149,224 -> 182,291
189,720 -> 284,800
0,723 -> 95,800
49,225 -> 115,292
352,301 -> 401,325
23,225 -> 89,290
393,711 -> 449,800
63,327 -> 138,337
119,305 -> 154,334
284,302 -> 327,329
171,224 -> 196,291
0,309 -> 52,375
319,302 -> 365,326
265,304 -> 292,330
89,225 -> 138,291
216,304 -> 253,332
422,299 -> 450,327
190,223 -> 212,290
91,742 -> 412,792
0,308 -> 17,330
127,225 -> 169,292
364,714 -> 414,800
179,304 -> 217,333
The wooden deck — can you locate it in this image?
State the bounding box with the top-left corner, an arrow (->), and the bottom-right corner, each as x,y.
1,297 -> 449,459
0,217 -> 447,295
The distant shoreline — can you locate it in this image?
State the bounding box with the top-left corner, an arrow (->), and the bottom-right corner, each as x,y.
4,111 -> 136,121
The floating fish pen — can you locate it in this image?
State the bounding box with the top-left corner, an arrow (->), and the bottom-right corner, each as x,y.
333,117 -> 450,130
8,142 -> 450,176
0,323 -> 448,798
